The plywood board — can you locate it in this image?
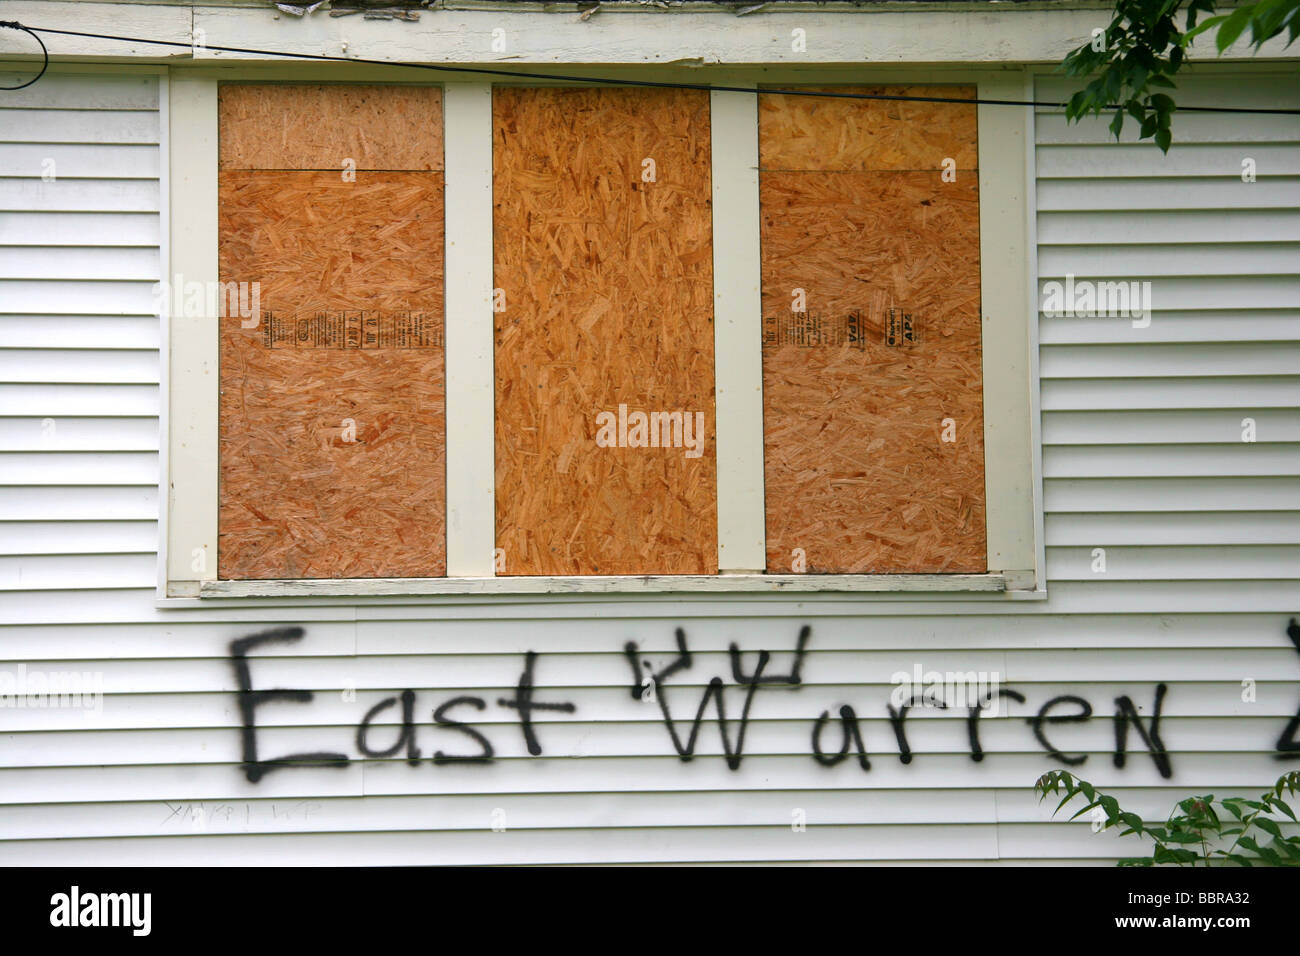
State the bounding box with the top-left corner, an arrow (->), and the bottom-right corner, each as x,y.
218,83 -> 444,171
492,87 -> 717,576
218,84 -> 445,579
759,86 -> 986,574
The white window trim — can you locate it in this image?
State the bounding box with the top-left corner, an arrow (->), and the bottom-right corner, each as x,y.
160,63 -> 1044,602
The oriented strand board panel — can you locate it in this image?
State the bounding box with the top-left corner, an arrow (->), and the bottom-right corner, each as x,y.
493,87 -> 717,576
218,83 -> 444,171
218,84 -> 446,579
759,87 -> 986,574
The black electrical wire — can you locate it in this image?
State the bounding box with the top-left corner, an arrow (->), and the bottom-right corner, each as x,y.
2,20 -> 1298,115
0,21 -> 49,90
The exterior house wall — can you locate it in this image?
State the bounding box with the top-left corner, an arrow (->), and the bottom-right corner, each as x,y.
0,17 -> 1297,864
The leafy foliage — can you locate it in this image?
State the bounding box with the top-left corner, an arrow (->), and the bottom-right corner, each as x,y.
1034,769 -> 1300,866
1059,0 -> 1300,151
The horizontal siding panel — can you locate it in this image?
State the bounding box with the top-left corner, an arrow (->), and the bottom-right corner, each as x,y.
0,716 -> 1284,769
1037,177 -> 1300,212
0,246 -> 160,281
1043,443 -> 1300,477
0,384 -> 158,416
1040,313 -> 1300,345
3,580 -> 1299,626
0,786 -> 1280,842
4,677 -> 1293,735
0,824 -> 1004,865
0,280 -> 158,316
1045,544 -> 1300,580
1034,110 -> 1300,145
1,647 -> 1292,694
0,791 -> 1001,839
0,520 -> 157,556
0,109 -> 160,145
0,211 -> 159,246
0,349 -> 159,385
1037,209 -> 1300,243
0,451 -> 158,486
0,143 -> 160,179
1,614 -> 1291,662
1041,343 -> 1300,379
1039,274 -> 1298,312
0,316 -> 160,351
1036,73 -> 1300,111
0,753 -> 1278,808
1038,242 -> 1299,278
1046,511 -> 1300,546
0,485 -> 157,521
0,553 -> 156,590
1036,142 -> 1300,178
0,416 -> 158,451
1043,476 -> 1297,512
0,178 -> 158,212
1042,377 -> 1300,411
1043,409 -> 1298,444
0,73 -> 159,110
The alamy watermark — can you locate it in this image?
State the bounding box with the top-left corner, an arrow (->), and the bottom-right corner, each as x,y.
152,273 -> 261,327
889,664 -> 1004,715
0,664 -> 103,714
594,404 -> 707,459
1041,273 -> 1152,329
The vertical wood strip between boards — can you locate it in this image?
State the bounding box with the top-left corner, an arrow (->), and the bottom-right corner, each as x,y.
711,89 -> 766,572
443,83 -> 497,577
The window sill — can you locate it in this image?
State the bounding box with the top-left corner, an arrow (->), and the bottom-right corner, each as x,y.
192,572 -> 1024,599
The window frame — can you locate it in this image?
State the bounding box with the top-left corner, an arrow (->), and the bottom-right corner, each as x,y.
160,63 -> 1045,602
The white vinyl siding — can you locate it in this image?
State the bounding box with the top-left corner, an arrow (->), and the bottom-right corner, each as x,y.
0,67 -> 1297,865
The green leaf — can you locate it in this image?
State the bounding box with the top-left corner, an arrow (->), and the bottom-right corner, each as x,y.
1109,109 -> 1126,139
1184,13 -> 1229,43
1215,6 -> 1256,52
1155,127 -> 1173,152
1147,74 -> 1177,87
1257,817 -> 1283,839
1070,799 -> 1101,821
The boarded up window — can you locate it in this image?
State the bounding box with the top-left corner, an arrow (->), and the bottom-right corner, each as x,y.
492,87 -> 717,575
759,86 -> 986,573
217,84 -> 446,579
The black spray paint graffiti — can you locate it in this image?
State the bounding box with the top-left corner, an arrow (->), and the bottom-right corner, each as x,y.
1275,617 -> 1300,757
228,618 -> 1300,783
229,626 -> 575,782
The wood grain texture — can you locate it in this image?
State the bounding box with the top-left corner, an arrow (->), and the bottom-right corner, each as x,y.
218,85 -> 445,580
759,87 -> 986,574
492,87 -> 718,576
758,85 -> 979,172
218,83 -> 444,171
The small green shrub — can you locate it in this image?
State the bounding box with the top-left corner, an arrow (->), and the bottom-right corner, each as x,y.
1034,769 -> 1300,866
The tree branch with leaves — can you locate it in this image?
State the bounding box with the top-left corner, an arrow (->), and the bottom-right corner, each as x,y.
1060,0 -> 1300,151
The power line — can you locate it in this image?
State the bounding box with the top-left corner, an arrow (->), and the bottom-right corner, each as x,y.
0,22 -> 48,90
2,20 -> 1299,115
